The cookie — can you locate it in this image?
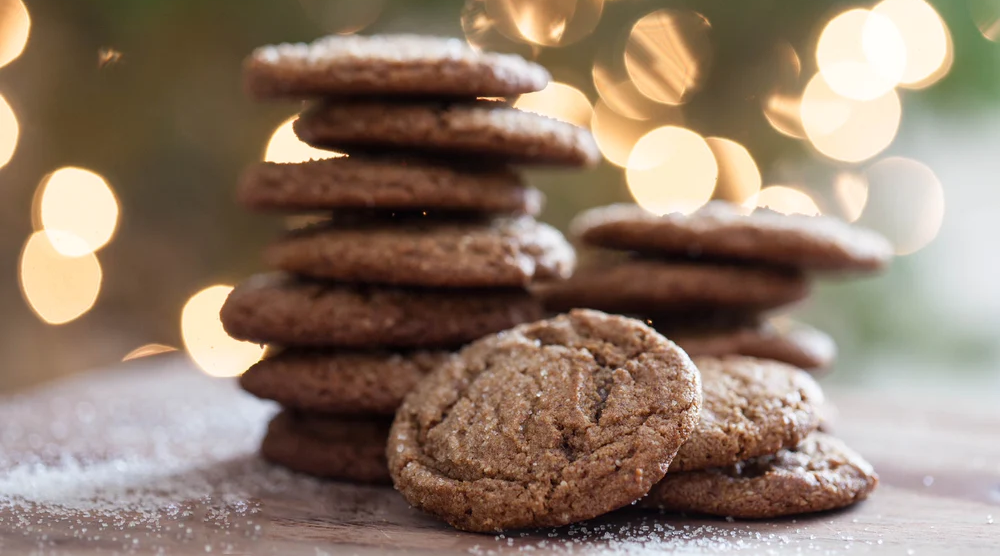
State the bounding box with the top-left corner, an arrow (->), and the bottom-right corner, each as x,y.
264,216 -> 575,288
237,157 -> 544,215
572,202 -> 893,273
220,273 -> 543,348
244,34 -> 550,99
642,432 -> 878,518
241,349 -> 448,414
656,319 -> 836,370
535,260 -> 810,315
670,356 -> 824,472
294,100 -> 600,167
261,411 -> 391,483
388,309 -> 702,532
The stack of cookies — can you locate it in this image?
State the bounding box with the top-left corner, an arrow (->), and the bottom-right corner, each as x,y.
220,34 -> 598,483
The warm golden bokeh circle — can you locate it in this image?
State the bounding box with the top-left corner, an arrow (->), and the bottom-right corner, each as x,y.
181,285 -> 266,378
705,137 -> 762,209
755,186 -> 821,216
513,82 -> 592,127
873,0 -> 951,88
264,116 -> 341,163
0,0 -> 30,69
800,73 -> 901,163
624,9 -> 712,106
483,0 -> 605,47
859,157 -> 945,255
35,167 -> 120,257
590,100 -> 673,167
19,231 -> 103,325
816,8 -> 906,101
834,172 -> 870,223
0,92 -> 17,168
626,126 -> 718,216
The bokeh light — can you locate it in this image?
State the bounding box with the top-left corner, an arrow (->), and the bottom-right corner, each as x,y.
34,167 -> 120,257
19,231 -> 102,325
834,172 -> 869,223
816,9 -> 906,101
800,73 -> 901,163
592,60 -> 660,120
626,126 -> 718,216
0,0 -> 29,69
624,9 -> 712,106
763,93 -> 805,139
513,81 -> 592,127
755,186 -> 821,216
264,116 -> 341,163
483,0 -> 604,47
873,0 -> 951,89
461,0 -> 538,58
298,0 -> 384,35
0,92 -> 17,168
859,157 -> 944,255
181,285 -> 266,378
123,344 -> 178,362
969,0 -> 1000,42
706,137 -> 761,210
590,100 -> 669,167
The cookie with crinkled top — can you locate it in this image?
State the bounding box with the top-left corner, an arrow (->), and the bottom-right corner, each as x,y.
244,34 -> 550,99
388,309 -> 702,532
642,432 -> 878,518
670,356 -> 824,472
572,202 -> 893,273
264,215 -> 575,288
294,99 -> 600,167
238,157 -> 543,214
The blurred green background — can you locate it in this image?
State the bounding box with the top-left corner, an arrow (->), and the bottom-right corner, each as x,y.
1,0 -> 999,392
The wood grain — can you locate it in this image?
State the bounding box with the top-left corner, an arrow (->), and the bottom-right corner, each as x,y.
0,358 -> 997,555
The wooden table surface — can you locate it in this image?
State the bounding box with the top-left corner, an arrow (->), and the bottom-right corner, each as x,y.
0,358 -> 997,555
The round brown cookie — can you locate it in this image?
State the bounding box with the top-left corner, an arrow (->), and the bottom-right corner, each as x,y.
220,273 -> 543,348
388,309 -> 702,532
244,34 -> 550,100
641,432 -> 878,518
670,356 -> 824,472
237,157 -> 544,214
264,216 -> 575,288
658,319 -> 836,370
261,411 -> 391,483
534,260 -> 810,315
241,349 -> 449,414
293,100 -> 600,167
572,202 -> 893,273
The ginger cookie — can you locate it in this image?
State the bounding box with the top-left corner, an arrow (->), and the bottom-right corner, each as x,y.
535,260 -> 810,315
240,349 -> 448,415
388,309 -> 702,532
264,216 -> 575,288
244,34 -> 550,99
237,157 -> 544,215
220,273 -> 542,348
261,411 -> 391,483
670,356 -> 824,472
293,100 -> 600,167
642,432 -> 878,518
656,319 -> 836,370
572,202 -> 893,273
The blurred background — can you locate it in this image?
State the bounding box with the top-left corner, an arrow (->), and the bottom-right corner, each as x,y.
1,0 -> 998,392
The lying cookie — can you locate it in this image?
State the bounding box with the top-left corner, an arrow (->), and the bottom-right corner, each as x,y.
241,349 -> 448,414
572,202 -> 893,273
388,309 -> 702,532
220,273 -> 542,348
294,100 -> 600,167
264,216 -> 575,288
535,260 -> 810,315
642,432 -> 878,518
670,356 -> 824,472
656,319 -> 836,370
244,34 -> 550,99
238,157 -> 544,215
261,411 -> 391,483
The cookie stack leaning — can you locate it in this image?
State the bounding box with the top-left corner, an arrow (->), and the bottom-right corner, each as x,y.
220,34 -> 598,484
535,201 -> 891,518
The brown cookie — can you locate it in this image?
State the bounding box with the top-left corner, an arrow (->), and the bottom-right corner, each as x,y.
264,216 -> 575,288
642,432 -> 878,518
388,309 -> 702,532
240,349 -> 448,415
657,319 -> 836,370
237,157 -> 544,214
534,260 -> 810,315
244,34 -> 550,99
261,411 -> 391,483
294,100 -> 600,167
220,273 -> 543,348
572,202 -> 893,273
670,356 -> 824,472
